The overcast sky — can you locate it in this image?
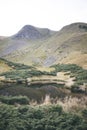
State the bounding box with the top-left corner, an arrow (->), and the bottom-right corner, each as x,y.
0,0 -> 87,36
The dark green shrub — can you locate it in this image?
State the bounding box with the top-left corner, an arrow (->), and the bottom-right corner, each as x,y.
82,109 -> 87,118
0,96 -> 29,105
45,125 -> 56,130
71,85 -> 85,93
32,124 -> 44,130
48,105 -> 62,114
0,104 -> 87,130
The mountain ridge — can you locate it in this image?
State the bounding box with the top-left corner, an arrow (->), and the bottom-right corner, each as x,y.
11,25 -> 56,40
0,22 -> 87,68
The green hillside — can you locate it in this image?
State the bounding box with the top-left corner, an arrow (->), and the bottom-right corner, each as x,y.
0,22 -> 87,68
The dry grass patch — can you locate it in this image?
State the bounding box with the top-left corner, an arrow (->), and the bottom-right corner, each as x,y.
34,95 -> 87,113
0,62 -> 12,74
57,96 -> 87,112
60,51 -> 87,69
36,67 -> 55,72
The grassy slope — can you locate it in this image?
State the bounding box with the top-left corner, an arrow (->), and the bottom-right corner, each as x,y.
0,22 -> 87,68
0,59 -> 12,73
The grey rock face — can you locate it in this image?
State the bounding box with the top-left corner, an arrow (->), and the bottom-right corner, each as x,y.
12,25 -> 56,40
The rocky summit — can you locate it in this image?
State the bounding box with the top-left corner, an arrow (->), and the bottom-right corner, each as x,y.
12,25 -> 55,40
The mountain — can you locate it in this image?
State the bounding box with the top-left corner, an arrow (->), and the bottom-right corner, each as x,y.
12,25 -> 55,40
0,22 -> 87,68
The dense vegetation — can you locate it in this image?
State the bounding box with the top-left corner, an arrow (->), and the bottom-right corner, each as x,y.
51,64 -> 87,85
0,95 -> 29,105
0,60 -> 87,129
1,60 -> 87,86
0,103 -> 87,130
0,62 -> 87,100
0,58 -> 50,80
